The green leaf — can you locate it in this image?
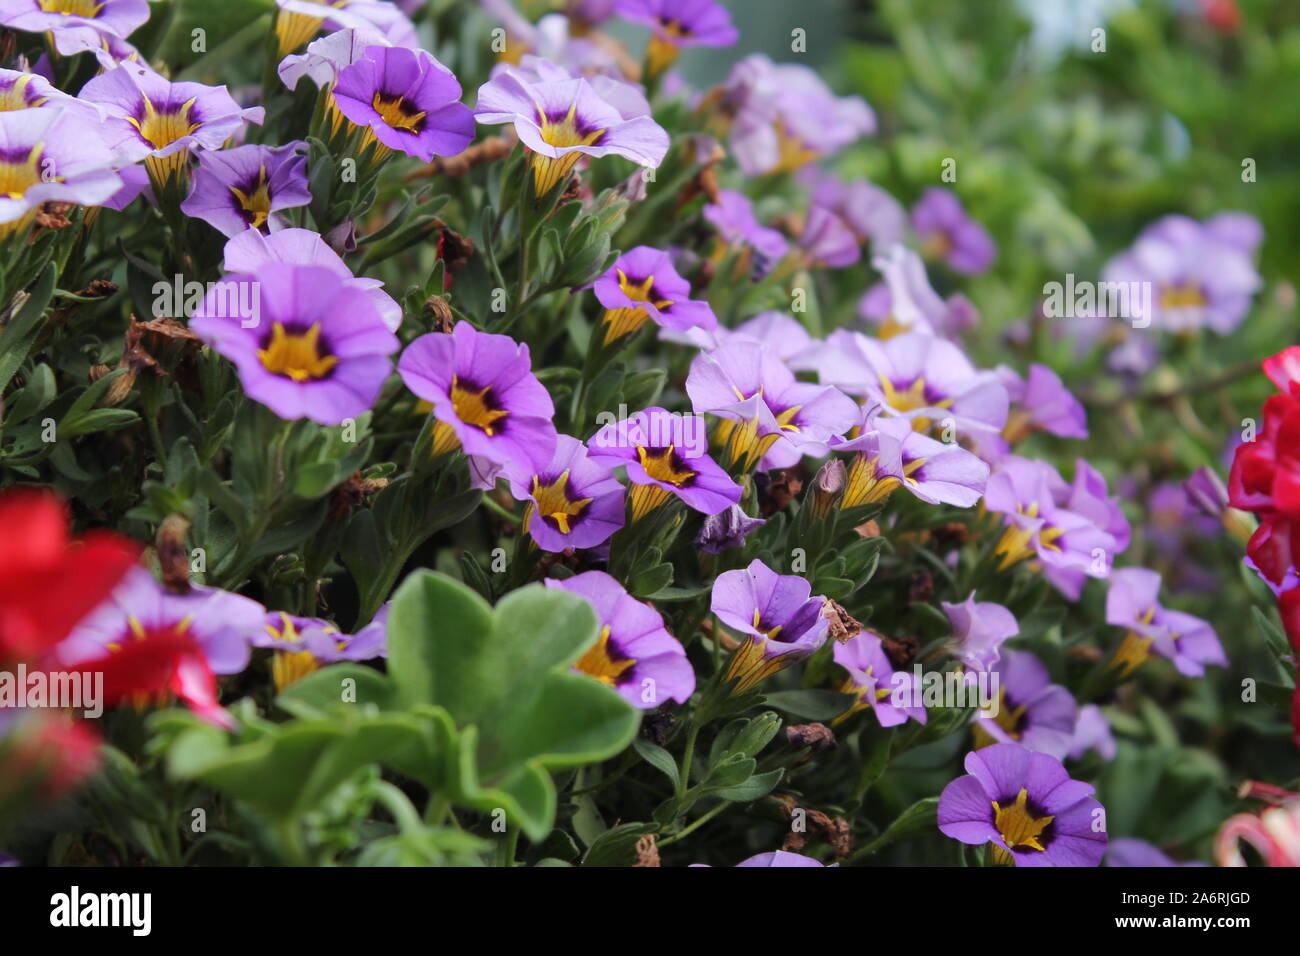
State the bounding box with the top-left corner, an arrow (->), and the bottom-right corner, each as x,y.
710,768 -> 783,802
762,689 -> 855,721
632,737 -> 680,789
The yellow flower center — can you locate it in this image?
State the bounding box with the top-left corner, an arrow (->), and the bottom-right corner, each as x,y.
991,788 -> 1054,854
530,102 -> 606,195
129,96 -> 201,151
0,75 -> 42,111
636,445 -> 695,487
1160,282 -> 1207,309
878,375 -> 954,433
450,376 -> 508,436
370,92 -> 426,132
752,607 -> 782,641
38,0 -> 102,15
229,165 -> 273,230
257,323 -> 339,382
527,469 -> 592,535
574,625 -> 636,685
0,143 -> 45,199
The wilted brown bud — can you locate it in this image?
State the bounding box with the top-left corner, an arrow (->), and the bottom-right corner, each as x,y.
422,295 -> 455,333
881,633 -> 920,670
633,834 -> 660,867
157,514 -> 192,594
822,600 -> 862,643
855,518 -> 881,539
907,570 -> 934,605
930,521 -> 970,548
761,470 -> 803,515
35,201 -> 74,231
786,723 -> 837,752
328,472 -> 390,522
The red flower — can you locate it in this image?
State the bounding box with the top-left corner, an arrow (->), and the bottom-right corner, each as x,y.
1201,0 -> 1241,35
67,627 -> 235,730
0,489 -> 139,664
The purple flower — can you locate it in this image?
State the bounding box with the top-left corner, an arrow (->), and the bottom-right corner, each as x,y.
180,141 -> 310,237
1068,704 -> 1116,762
0,68 -> 102,123
614,0 -> 737,77
253,608 -> 388,690
1106,838 -> 1208,867
818,330 -> 1009,438
274,0 -> 417,57
984,456 -> 1121,582
805,169 -> 905,249
592,246 -> 717,346
0,108 -> 121,239
911,187 -> 996,275
973,650 -> 1077,760
687,339 -> 858,471
189,262 -> 399,426
0,0 -> 150,58
1183,465 -> 1229,519
711,559 -> 829,692
587,406 -> 741,520
223,227 -> 401,332
1038,459 -> 1132,599
1104,567 -> 1226,678
942,593 -> 1018,672
859,244 -> 977,339
723,54 -> 875,176
1102,213 -> 1263,334
545,570 -> 694,707
831,406 -> 989,509
79,62 -> 265,188
702,189 -> 790,274
999,363 -> 1088,442
501,435 -> 625,552
733,851 -> 827,867
695,504 -> 764,555
938,743 -> 1107,867
797,203 -> 860,268
833,631 -> 927,728
397,323 -> 558,471
724,312 -> 819,368
474,64 -> 668,195
279,26 -> 395,91
333,45 -> 475,162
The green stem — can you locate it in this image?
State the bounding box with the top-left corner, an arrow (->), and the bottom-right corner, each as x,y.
659,800 -> 729,847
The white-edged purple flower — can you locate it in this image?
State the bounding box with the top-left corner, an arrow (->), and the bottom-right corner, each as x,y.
592,245 -> 717,346
501,434 -> 625,552
942,593 -> 1018,672
938,743 -> 1107,866
333,45 -> 475,162
273,0 -> 417,57
831,405 -> 989,509
279,26 -> 392,91
0,0 -> 150,58
1106,838 -> 1207,867
545,570 -> 694,707
911,187 -> 996,275
397,322 -> 558,471
587,406 -> 741,521
190,262 -> 399,426
722,54 -> 875,176
474,63 -> 668,195
860,244 -> 977,340
1104,567 -> 1226,678
0,107 -> 122,239
711,558 -> 829,692
180,141 -> 310,237
1102,212 -> 1263,334
79,61 -> 265,187
0,68 -> 102,123
973,650 -> 1077,760
818,329 -> 1009,438
223,227 -> 402,332
797,203 -> 860,268
833,630 -> 927,728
